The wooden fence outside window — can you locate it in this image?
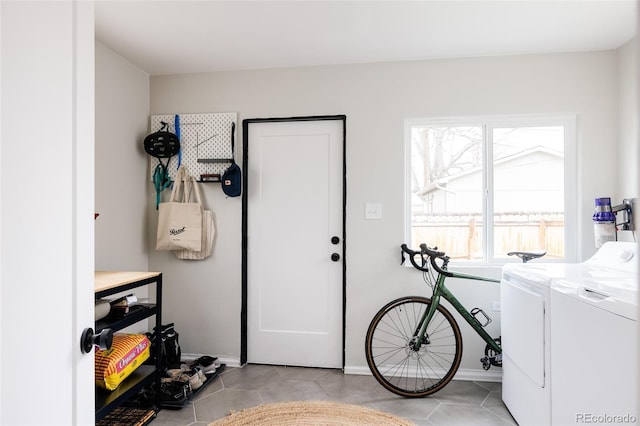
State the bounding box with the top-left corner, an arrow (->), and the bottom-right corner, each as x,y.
412,212 -> 564,260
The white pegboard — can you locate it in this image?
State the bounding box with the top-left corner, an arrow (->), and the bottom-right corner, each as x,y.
149,112 -> 237,181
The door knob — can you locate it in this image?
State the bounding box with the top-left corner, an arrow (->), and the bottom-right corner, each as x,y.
331,236 -> 340,245
81,328 -> 113,354
331,253 -> 340,262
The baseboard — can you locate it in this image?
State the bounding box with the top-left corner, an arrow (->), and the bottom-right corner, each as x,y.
452,367 -> 503,382
182,353 -> 242,368
180,356 -> 502,382
344,365 -> 502,382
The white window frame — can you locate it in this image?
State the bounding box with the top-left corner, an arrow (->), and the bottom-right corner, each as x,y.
404,114 -> 577,264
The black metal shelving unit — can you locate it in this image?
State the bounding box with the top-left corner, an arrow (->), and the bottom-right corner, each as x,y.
94,272 -> 163,425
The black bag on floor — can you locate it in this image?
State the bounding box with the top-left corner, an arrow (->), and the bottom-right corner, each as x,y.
146,323 -> 182,370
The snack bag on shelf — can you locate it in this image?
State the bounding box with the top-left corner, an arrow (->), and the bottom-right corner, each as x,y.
95,333 -> 150,391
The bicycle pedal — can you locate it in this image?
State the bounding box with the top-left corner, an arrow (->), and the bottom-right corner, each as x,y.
480,356 -> 491,370
480,354 -> 502,370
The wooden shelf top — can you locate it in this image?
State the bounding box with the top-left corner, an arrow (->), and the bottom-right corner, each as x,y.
95,271 -> 161,293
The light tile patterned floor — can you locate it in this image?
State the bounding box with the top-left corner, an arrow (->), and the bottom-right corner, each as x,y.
152,364 -> 517,425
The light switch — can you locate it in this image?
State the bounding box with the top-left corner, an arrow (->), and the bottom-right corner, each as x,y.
365,203 -> 382,220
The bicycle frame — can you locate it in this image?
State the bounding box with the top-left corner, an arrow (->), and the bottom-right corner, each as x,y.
415,269 -> 502,354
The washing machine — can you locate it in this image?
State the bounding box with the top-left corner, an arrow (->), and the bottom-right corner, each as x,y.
501,262 -> 577,425
550,249 -> 638,425
501,242 -> 638,426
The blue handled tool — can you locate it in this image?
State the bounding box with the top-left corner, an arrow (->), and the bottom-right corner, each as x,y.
175,114 -> 182,169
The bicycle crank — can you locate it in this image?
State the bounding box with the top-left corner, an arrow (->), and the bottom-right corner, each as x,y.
481,337 -> 502,370
481,354 -> 502,370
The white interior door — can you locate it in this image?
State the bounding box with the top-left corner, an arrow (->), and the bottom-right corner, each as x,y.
246,117 -> 344,368
0,2 -> 95,424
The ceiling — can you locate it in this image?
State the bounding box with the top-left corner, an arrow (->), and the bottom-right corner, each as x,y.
95,0 -> 637,76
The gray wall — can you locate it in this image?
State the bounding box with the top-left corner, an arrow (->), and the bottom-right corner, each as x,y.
95,41 -> 150,271
95,41 -> 151,333
145,49 -> 626,374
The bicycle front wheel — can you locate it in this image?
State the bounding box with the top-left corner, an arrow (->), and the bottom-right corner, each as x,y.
365,296 -> 462,397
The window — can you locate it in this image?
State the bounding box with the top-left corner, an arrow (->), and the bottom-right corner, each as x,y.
406,115 -> 576,262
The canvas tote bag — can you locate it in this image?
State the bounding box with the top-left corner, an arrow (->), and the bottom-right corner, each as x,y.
175,175 -> 216,260
156,166 -> 202,251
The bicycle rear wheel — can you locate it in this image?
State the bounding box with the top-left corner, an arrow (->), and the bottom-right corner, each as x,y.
365,296 -> 462,397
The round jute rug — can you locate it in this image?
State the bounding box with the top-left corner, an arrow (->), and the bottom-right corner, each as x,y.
209,400 -> 415,426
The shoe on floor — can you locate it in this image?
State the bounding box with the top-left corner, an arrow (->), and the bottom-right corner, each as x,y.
180,368 -> 203,390
159,381 -> 190,404
166,368 -> 184,380
190,355 -> 219,374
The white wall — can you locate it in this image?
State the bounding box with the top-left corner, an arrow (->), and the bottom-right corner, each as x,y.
148,50 -> 622,374
616,38 -> 638,250
94,41 -> 153,337
95,41 -> 150,271
617,38 -> 637,201
636,6 -> 640,422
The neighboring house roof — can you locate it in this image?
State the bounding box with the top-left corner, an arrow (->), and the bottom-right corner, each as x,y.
415,146 -> 563,198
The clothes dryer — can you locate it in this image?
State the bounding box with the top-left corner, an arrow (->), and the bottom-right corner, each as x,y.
501,262 -> 576,425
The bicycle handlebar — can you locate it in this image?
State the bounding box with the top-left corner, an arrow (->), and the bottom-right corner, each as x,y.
400,243 -> 453,277
400,244 -> 427,272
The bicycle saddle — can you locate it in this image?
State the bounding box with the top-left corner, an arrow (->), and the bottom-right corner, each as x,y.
507,250 -> 546,263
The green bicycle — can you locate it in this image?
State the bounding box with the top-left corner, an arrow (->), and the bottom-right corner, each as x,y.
365,243 -> 544,397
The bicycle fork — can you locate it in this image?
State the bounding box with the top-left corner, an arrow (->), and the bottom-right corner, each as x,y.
409,294 -> 441,351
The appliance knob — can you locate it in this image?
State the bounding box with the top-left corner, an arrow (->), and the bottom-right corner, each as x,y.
619,250 -> 634,262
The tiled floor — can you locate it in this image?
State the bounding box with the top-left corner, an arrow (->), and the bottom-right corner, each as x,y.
152,364 -> 517,425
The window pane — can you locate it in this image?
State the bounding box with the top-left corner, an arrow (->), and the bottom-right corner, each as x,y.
410,126 -> 483,260
492,126 -> 564,259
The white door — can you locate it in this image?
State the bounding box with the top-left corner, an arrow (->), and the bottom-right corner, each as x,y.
246,117 -> 344,368
0,2 -> 95,424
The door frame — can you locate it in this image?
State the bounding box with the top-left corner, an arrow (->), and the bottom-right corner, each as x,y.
240,115 -> 347,366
